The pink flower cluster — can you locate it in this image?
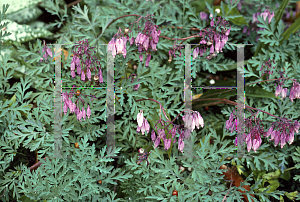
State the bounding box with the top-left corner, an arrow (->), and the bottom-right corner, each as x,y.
136,110 -> 150,135
137,109 -> 204,153
276,80 -> 300,101
242,9 -> 275,41
70,39 -> 103,83
182,111 -> 204,132
226,111 -> 299,152
108,35 -> 128,59
39,40 -> 53,62
192,15 -> 231,60
108,18 -> 161,67
252,10 -> 275,24
62,91 -> 91,121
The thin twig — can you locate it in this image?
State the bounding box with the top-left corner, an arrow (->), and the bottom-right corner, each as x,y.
67,0 -> 82,8
222,174 -> 233,202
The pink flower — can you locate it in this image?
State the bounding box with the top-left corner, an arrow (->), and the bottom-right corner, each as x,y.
281,88 -> 288,99
246,132 -> 252,152
77,110 -> 82,121
135,33 -> 141,45
116,38 -> 124,54
145,54 -> 151,67
200,12 -> 208,20
87,105 -> 91,119
164,138 -> 171,150
151,130 -> 156,141
139,34 -> 146,45
71,56 -> 76,71
252,135 -> 261,152
210,44 -> 214,54
69,102 -> 76,113
81,71 -> 85,81
130,37 -> 134,46
210,18 -> 214,27
225,27 -> 231,36
265,127 -> 273,138
199,48 -> 203,56
215,40 -> 221,53
193,47 -> 199,60
143,36 -> 149,51
178,136 -> 184,153
87,68 -> 91,81
63,102 -> 68,115
275,84 -> 282,97
71,71 -> 76,78
137,110 -> 144,127
139,54 -> 143,62
122,37 -> 127,58
287,131 -> 294,145
108,38 -> 116,58
82,107 -> 86,120
154,137 -> 160,148
99,67 -> 103,83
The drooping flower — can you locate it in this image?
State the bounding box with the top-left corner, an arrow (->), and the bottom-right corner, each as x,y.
130,37 -> 135,46
139,54 -> 143,62
210,43 -> 214,54
281,88 -> 288,99
82,107 -> 86,120
178,135 -> 184,153
275,84 -> 282,97
143,36 -> 149,51
252,135 -> 262,152
87,105 -> 91,119
193,47 -> 199,60
81,71 -> 85,81
151,130 -> 156,141
99,67 -> 103,83
116,38 -> 124,54
210,18 -> 214,27
265,126 -> 273,138
164,138 -> 171,150
246,132 -> 252,152
63,102 -> 68,115
145,53 -> 151,67
71,71 -> 76,78
141,118 -> 150,135
137,110 -> 144,127
200,12 -> 208,20
87,68 -> 91,81
289,81 -> 300,102
108,38 -> 117,58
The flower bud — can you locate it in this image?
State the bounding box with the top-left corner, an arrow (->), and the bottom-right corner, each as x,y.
138,148 -> 145,154
124,28 -> 129,34
206,41 -> 212,46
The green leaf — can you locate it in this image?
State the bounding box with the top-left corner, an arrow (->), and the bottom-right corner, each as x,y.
214,5 -> 248,26
18,195 -> 34,202
245,86 -> 280,99
262,169 -> 281,180
284,191 -> 299,201
279,170 -> 291,181
191,0 -> 215,13
280,16 -> 300,43
254,0 -> 289,57
2,19 -> 53,43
